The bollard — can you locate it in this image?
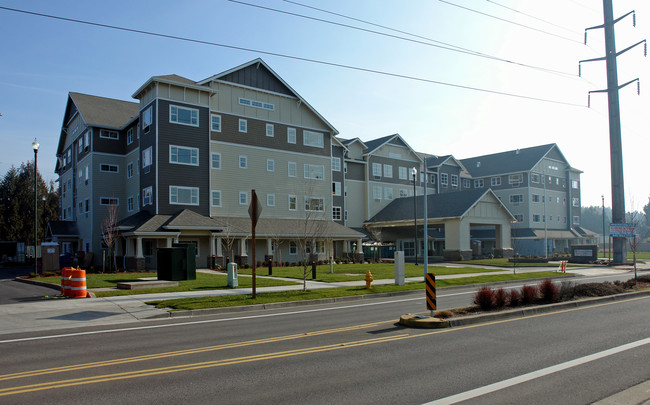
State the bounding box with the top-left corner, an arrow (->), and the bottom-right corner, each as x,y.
365,270 -> 373,289
68,267 -> 87,298
311,261 -> 317,279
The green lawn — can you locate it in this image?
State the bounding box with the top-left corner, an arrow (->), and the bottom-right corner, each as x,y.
237,263 -> 501,282
36,272 -> 298,297
598,251 -> 650,260
467,258 -> 582,267
148,271 -> 568,310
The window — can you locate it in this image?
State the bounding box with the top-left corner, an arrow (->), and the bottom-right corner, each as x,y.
287,128 -> 296,144
142,106 -> 152,131
509,174 -> 523,184
384,187 -> 394,200
84,132 -> 89,151
333,181 -> 341,196
431,174 -> 436,184
142,147 -> 152,169
100,197 -> 119,206
127,196 -> 134,212
211,114 -> 221,132
239,191 -> 248,205
238,119 -> 247,133
304,197 -> 324,212
304,164 -> 324,180
303,131 -> 324,148
100,164 -> 119,173
84,167 -> 89,183
85,198 -> 89,213
573,216 -> 580,225
267,159 -> 275,172
127,162 -> 134,178
127,128 -> 134,145
332,157 -> 341,172
531,173 -> 540,183
211,153 -> 221,170
288,162 -> 297,177
266,124 -> 274,137
451,175 -> 458,188
532,194 -> 541,203
238,97 -> 274,111
143,187 -> 152,206
170,105 -> 198,126
533,214 -> 541,223
572,180 -> 579,189
239,155 -> 247,169
78,169 -> 83,179
372,163 -> 382,178
403,241 -> 415,257
288,195 -> 297,211
170,186 -> 199,205
373,186 -> 382,200
77,139 -> 83,154
510,194 -> 524,205
332,206 -> 342,221
514,214 -> 524,222
491,177 -> 501,186
289,241 -> 297,255
398,167 -> 407,180
399,189 -> 408,197
211,190 -> 222,207
572,197 -> 580,207
463,179 -> 471,189
100,130 -> 118,140
383,164 -> 393,178
170,145 -> 199,166
440,173 -> 448,186
267,193 -> 275,207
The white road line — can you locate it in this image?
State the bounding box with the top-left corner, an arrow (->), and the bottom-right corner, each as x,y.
424,337 -> 650,405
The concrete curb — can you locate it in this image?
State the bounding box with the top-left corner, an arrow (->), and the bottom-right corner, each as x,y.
14,277 -> 96,298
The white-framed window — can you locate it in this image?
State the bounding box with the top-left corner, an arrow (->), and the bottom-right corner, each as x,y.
127,128 -> 134,145
440,173 -> 448,186
573,216 -> 580,225
143,186 -> 152,206
170,105 -> 198,127
100,130 -> 119,140
510,194 -> 524,205
303,130 -> 323,148
372,163 -> 381,178
239,191 -> 248,205
142,106 -> 152,132
170,186 -> 199,205
78,168 -> 83,179
142,147 -> 152,168
211,190 -> 222,207
532,194 -> 541,203
491,177 -> 501,186
127,163 -> 134,178
531,173 -> 540,183
332,206 -> 342,221
572,197 -> 580,207
514,214 -> 524,222
267,193 -> 275,207
463,179 -> 471,189
304,164 -> 324,180
127,196 -> 134,212
77,139 -> 83,154
67,149 -> 71,162
267,159 -> 275,172
266,123 -> 274,137
509,173 -> 523,184
572,180 -> 579,189
211,153 -> 221,170
238,119 -> 247,133
304,196 -> 324,212
84,132 -> 90,151
170,145 -> 199,166
211,114 -> 221,132
373,186 -> 382,200
333,181 -> 341,196
533,214 -> 541,223
332,157 -> 341,172
398,166 -> 407,180
451,174 -> 459,188
100,164 -> 119,173
383,164 -> 393,178
288,161 -> 297,177
289,241 -> 297,255
399,189 -> 408,197
288,195 -> 297,211
384,187 -> 394,200
84,167 -> 89,182
100,197 -> 119,206
238,97 -> 274,111
239,155 -> 248,169
287,128 -> 296,144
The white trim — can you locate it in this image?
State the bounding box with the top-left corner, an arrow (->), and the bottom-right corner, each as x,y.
169,185 -> 199,206
211,152 -> 221,170
210,114 -> 222,132
169,144 -> 199,166
211,190 -> 222,207
99,163 -> 119,173
169,104 -> 199,127
239,119 -> 248,133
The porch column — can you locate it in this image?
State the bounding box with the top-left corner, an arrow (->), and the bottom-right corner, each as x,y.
240,238 -> 247,256
166,237 -> 173,248
216,237 -> 223,256
210,234 -> 216,256
135,237 -> 144,258
266,238 -> 273,255
356,238 -> 362,254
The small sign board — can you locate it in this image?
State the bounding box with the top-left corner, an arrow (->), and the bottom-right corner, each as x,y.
609,223 -> 636,238
248,191 -> 263,227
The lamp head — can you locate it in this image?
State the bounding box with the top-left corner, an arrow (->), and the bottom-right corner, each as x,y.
32,139 -> 40,151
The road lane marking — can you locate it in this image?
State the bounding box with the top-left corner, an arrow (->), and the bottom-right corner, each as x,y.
424,337 -> 650,405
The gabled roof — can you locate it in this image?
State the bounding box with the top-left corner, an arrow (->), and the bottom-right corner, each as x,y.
46,221 -> 80,238
341,137 -> 367,149
210,217 -> 365,239
366,189 -> 515,224
68,92 -> 139,128
362,133 -> 422,162
425,154 -> 465,170
198,58 -> 338,135
117,210 -> 225,233
152,74 -> 196,85
460,144 -> 569,178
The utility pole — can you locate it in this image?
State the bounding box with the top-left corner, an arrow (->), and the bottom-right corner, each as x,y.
580,0 -> 646,264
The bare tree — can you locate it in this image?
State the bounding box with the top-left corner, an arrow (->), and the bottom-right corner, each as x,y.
626,208 -> 643,284
220,221 -> 238,267
101,203 -> 119,273
295,191 -> 328,291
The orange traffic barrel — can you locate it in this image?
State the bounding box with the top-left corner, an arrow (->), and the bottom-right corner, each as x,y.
67,268 -> 87,298
60,267 -> 74,296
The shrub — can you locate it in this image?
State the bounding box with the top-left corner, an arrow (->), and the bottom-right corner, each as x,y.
539,279 -> 560,303
559,281 -> 575,301
574,282 -> 625,297
474,287 -> 495,310
434,310 -> 454,319
508,289 -> 520,307
520,285 -> 537,305
494,288 -> 507,308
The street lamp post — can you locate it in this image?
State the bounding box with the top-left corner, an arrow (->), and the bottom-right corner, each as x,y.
423,161 -> 428,278
32,139 -> 40,275
602,195 -> 606,261
412,167 -> 418,266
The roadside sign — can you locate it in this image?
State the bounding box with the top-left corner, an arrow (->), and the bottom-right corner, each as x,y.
248,191 -> 263,227
609,223 -> 636,238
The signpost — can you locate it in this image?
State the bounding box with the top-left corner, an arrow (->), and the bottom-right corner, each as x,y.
609,223 -> 636,238
248,189 -> 263,299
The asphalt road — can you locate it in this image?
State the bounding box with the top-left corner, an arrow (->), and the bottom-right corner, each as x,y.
0,265 -> 60,305
0,273 -> 648,404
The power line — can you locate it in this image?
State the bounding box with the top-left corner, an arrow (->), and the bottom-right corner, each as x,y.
0,6 -> 585,107
439,0 -> 583,44
484,0 -> 582,35
233,0 -> 575,77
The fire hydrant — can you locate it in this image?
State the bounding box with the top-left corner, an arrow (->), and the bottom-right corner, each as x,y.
365,270 -> 373,289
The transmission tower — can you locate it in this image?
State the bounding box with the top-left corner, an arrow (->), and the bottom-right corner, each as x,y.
579,0 -> 646,264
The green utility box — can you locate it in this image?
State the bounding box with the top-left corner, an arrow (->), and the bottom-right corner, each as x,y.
157,247 -> 187,281
173,243 -> 197,280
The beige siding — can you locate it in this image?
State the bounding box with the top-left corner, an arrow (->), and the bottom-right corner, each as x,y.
344,180 -> 366,228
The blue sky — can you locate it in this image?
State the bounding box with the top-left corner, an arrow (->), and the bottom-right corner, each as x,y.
0,0 -> 648,209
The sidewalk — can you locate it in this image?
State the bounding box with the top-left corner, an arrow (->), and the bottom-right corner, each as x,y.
0,264 -> 645,337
